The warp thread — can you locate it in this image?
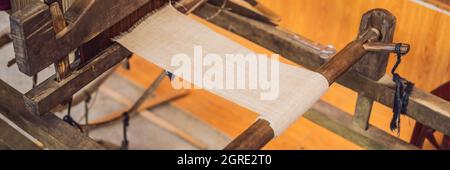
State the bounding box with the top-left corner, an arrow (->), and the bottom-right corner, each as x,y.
390,43 -> 414,134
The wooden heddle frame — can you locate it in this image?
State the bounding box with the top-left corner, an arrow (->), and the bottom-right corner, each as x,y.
0,0 -> 449,150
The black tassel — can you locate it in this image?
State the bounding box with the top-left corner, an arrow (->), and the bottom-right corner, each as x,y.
390,44 -> 414,134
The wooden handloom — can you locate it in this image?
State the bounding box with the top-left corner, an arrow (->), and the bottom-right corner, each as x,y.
0,0 -> 449,150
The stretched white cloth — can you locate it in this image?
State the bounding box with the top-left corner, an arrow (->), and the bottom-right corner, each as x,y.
116,5 -> 329,136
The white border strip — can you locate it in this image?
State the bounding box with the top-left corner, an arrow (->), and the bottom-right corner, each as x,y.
411,0 -> 450,16
0,113 -> 44,148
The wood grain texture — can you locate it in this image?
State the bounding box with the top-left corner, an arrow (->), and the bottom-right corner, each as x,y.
353,94 -> 374,130
0,80 -> 103,150
0,118 -> 41,150
10,0 -> 34,12
224,119 -> 274,150
420,0 -> 450,11
10,0 -> 169,76
352,8 -> 395,80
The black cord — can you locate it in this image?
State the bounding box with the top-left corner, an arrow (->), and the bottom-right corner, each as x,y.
390,43 -> 414,134
165,70 -> 175,81
121,112 -> 130,150
32,74 -> 38,88
84,92 -> 92,135
63,98 -> 84,133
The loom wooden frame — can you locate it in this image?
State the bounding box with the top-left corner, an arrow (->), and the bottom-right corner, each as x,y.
0,0 -> 448,150
194,3 -> 449,149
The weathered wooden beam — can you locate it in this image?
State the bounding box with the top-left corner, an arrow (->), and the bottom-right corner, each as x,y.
10,0 -> 168,76
304,101 -> 418,150
0,118 -> 41,150
0,80 -> 104,150
24,43 -> 131,115
353,94 -> 374,130
0,141 -> 10,150
51,65 -> 120,112
21,0 -> 204,116
340,72 -> 450,135
194,3 -> 450,136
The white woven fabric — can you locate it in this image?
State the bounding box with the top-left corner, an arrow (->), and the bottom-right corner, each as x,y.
116,5 -> 329,136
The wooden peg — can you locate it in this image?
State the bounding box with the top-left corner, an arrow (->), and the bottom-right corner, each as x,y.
363,42 -> 410,54
49,2 -> 71,82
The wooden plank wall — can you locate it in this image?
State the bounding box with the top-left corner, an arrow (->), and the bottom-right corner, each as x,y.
120,0 -> 449,149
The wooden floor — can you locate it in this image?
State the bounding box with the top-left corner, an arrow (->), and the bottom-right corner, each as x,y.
118,0 -> 449,150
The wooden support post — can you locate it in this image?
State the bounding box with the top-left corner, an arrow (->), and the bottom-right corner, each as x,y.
353,93 -> 374,130
352,9 -> 396,130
